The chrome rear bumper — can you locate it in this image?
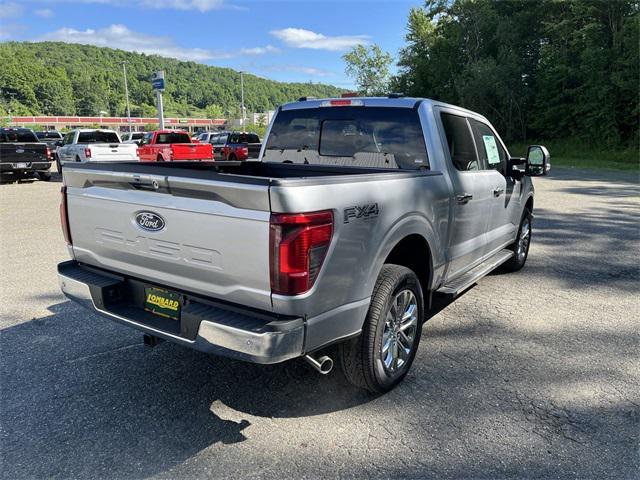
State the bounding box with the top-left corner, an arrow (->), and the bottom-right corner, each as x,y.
57,261 -> 304,364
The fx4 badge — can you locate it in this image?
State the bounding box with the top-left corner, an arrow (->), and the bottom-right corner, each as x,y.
344,203 -> 379,223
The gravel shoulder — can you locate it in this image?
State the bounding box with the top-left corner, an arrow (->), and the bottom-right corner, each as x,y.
1,168 -> 638,479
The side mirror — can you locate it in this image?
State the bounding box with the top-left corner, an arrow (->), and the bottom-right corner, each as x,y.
526,145 -> 550,176
55,140 -> 63,147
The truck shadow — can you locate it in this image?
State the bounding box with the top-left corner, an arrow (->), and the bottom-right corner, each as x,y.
0,299 -> 375,479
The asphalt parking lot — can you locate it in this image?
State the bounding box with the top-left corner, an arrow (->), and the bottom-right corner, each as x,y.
1,167 -> 638,479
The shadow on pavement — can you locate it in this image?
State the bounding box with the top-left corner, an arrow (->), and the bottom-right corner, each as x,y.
0,299 -> 375,479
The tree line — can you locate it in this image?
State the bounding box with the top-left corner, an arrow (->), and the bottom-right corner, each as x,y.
0,42 -> 343,119
345,0 -> 638,146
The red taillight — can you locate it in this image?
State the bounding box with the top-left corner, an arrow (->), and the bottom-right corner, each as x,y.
84,148 -> 91,159
60,186 -> 72,245
46,147 -> 51,159
269,210 -> 333,295
330,99 -> 352,106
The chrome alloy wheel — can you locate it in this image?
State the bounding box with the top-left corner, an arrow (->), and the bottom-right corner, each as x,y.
381,289 -> 418,373
517,217 -> 531,262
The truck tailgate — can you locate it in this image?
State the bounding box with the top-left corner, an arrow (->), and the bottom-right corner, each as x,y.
89,143 -> 138,161
171,144 -> 212,160
63,166 -> 272,311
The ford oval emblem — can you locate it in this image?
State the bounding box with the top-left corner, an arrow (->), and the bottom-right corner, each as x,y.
135,211 -> 165,232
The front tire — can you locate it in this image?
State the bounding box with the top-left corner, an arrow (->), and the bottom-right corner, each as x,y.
502,209 -> 532,272
56,156 -> 62,174
339,264 -> 424,393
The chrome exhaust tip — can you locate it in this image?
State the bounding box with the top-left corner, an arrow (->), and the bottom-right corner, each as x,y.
304,354 -> 334,375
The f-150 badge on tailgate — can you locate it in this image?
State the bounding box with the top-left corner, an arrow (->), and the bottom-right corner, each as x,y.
135,211 -> 165,232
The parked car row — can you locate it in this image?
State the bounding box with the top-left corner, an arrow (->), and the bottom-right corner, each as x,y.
1,126 -> 263,182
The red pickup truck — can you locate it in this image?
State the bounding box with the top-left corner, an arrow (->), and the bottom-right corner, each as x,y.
137,130 -> 213,162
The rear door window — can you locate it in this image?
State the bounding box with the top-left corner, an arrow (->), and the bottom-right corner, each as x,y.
440,113 -> 480,171
263,106 -> 428,169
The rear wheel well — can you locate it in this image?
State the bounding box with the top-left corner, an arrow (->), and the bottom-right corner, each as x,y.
384,234 -> 432,299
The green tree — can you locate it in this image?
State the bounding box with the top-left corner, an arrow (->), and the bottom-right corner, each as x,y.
343,44 -> 394,96
205,104 -> 224,119
394,0 -> 638,145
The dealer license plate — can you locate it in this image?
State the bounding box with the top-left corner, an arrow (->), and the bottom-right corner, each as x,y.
144,287 -> 181,320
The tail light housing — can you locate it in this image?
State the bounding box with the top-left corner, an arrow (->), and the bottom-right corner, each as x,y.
270,210 -> 333,295
84,147 -> 92,159
60,186 -> 72,245
46,147 -> 52,160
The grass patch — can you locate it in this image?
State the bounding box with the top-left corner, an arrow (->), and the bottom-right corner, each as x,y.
508,140 -> 638,172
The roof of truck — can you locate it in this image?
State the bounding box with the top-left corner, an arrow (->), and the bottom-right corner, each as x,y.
280,96 -> 488,121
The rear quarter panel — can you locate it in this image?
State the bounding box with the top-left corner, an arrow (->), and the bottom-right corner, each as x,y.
269,172 -> 450,321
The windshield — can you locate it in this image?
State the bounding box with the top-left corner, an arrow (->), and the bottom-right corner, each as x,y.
78,131 -> 120,143
263,106 -> 428,169
0,130 -> 39,143
156,133 -> 191,144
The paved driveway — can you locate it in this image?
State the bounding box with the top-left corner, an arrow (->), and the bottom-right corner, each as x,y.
1,168 -> 638,479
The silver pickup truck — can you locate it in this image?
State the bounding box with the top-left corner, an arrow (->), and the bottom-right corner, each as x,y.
57,97 -> 550,392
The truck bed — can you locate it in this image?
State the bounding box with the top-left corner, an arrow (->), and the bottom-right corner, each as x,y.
61,160 -> 444,320
63,160 -> 427,184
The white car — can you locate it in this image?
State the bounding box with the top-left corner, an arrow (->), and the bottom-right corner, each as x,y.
55,129 -> 139,173
121,132 -> 146,144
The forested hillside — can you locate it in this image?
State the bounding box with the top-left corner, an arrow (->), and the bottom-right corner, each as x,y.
393,0 -> 638,146
0,42 -> 344,118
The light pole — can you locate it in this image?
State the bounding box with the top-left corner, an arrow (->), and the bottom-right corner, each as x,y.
240,71 -> 246,128
122,62 -> 131,126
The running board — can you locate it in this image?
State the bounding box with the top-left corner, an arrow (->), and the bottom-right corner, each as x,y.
437,249 -> 514,296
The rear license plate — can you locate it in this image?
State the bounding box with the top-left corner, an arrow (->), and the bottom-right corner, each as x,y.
15,162 -> 28,169
144,287 -> 181,320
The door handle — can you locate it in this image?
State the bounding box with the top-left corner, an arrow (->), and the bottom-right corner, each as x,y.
493,187 -> 504,197
456,193 -> 473,204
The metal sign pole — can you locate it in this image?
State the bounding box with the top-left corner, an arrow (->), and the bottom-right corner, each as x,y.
156,90 -> 165,130
122,63 -> 131,124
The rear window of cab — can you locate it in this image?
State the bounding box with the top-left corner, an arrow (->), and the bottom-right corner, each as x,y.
263,106 -> 428,169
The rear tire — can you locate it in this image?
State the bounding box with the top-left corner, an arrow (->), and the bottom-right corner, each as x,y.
502,208 -> 532,272
338,264 -> 424,393
38,171 -> 52,182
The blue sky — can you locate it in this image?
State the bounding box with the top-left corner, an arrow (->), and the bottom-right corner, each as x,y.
0,0 -> 422,88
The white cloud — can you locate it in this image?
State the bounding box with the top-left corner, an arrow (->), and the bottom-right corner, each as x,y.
244,63 -> 334,78
270,28 -> 369,51
43,0 -> 229,12
0,2 -> 23,18
37,24 -> 277,62
239,45 -> 279,56
35,8 -> 54,17
0,23 -> 25,40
